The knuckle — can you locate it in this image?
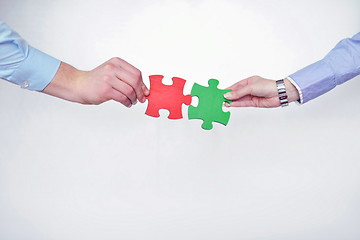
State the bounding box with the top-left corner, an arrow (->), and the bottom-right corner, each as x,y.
110,57 -> 122,64
134,80 -> 142,90
104,62 -> 116,71
134,68 -> 142,78
249,75 -> 261,82
130,69 -> 142,84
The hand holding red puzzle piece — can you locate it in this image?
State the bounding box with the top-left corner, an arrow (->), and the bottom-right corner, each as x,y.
145,75 -> 232,130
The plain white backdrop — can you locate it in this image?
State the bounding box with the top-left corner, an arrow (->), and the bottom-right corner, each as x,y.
1,0 -> 360,239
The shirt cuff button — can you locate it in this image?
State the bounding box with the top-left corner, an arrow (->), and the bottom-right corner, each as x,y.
21,81 -> 29,88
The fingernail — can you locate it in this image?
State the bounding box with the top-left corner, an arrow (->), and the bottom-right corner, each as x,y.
133,100 -> 137,105
224,92 -> 232,99
224,102 -> 231,108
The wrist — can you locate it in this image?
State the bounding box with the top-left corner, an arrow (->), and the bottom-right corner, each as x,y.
42,62 -> 86,103
284,78 -> 300,103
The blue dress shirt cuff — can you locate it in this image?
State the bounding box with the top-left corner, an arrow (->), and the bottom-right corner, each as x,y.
286,76 -> 303,104
288,60 -> 336,104
9,46 -> 60,91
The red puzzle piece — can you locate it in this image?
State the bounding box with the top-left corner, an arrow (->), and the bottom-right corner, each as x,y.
145,75 -> 192,119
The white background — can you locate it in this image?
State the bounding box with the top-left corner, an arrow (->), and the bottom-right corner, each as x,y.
1,0 -> 360,239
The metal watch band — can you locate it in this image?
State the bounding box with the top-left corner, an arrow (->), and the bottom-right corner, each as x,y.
276,79 -> 289,107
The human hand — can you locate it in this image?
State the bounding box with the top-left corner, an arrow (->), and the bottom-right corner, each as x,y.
42,57 -> 149,107
224,76 -> 300,108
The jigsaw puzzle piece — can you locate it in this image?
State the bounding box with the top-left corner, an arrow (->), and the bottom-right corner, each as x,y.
145,75 -> 192,119
188,79 -> 232,130
145,75 -> 163,118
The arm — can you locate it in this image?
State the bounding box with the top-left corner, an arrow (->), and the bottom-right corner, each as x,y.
0,21 -> 149,106
225,32 -> 360,107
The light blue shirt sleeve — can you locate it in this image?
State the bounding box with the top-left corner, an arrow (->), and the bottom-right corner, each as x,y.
0,21 -> 60,91
288,32 -> 360,104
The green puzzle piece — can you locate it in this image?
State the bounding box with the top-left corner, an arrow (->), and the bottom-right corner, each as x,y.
188,79 -> 232,130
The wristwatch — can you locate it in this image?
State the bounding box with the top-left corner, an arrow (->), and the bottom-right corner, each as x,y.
276,79 -> 289,107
